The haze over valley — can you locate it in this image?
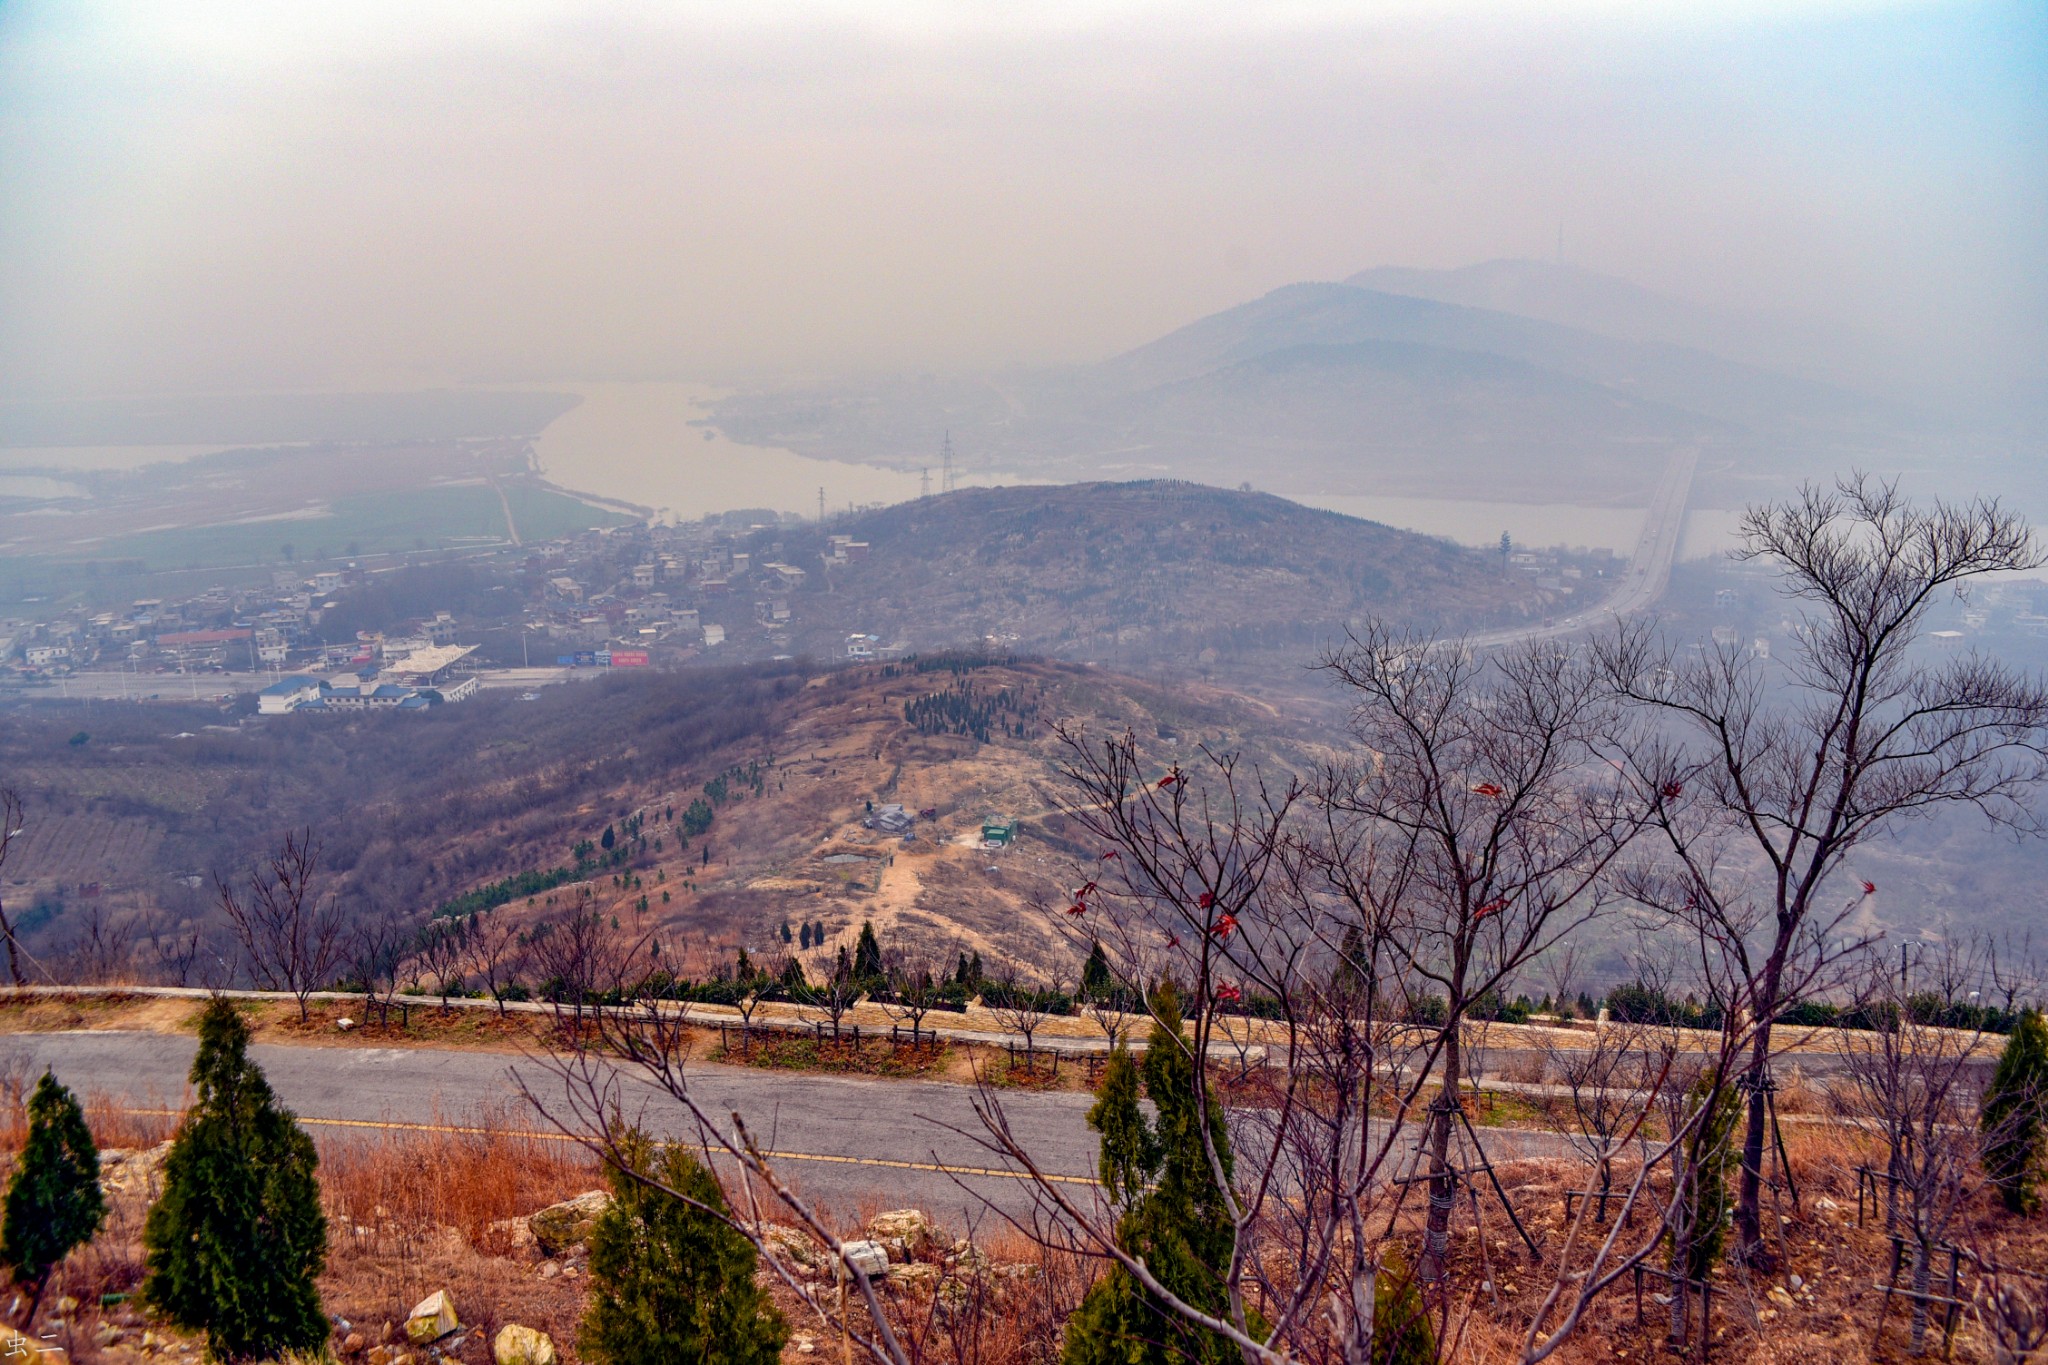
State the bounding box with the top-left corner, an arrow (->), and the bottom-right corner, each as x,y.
1,7 -> 2047,1364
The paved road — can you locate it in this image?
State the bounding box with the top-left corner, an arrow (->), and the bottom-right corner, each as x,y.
6,1030 -> 1103,1226
9,1030 -> 1570,1228
1469,442 -> 1699,651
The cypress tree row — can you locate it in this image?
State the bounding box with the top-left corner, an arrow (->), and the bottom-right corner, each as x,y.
1983,1007 -> 2048,1214
142,998 -> 330,1362
580,1130 -> 787,1365
1,1070 -> 106,1326
1063,983 -> 1243,1365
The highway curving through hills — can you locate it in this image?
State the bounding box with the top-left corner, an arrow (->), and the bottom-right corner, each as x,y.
1469,442 -> 1700,651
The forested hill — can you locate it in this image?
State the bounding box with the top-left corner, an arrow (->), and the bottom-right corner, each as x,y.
756,481 -> 1567,680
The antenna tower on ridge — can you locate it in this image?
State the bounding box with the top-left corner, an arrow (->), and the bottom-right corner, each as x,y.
941,431 -> 956,495
920,467 -> 931,498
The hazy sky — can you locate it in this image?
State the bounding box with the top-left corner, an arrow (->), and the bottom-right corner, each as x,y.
1,1 -> 2042,405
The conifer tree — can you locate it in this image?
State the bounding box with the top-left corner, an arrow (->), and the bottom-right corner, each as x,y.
581,1131 -> 787,1365
142,998 -> 328,1362
853,920 -> 884,981
1674,1071 -> 1739,1280
1984,1007 -> 2048,1214
1063,983 -> 1242,1365
1080,942 -> 1113,1002
1,1071 -> 105,1325
1372,1247 -> 1438,1365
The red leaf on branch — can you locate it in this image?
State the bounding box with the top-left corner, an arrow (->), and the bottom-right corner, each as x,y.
1197,891 -> 1215,910
1471,781 -> 1505,798
1861,880 -> 1877,895
1210,913 -> 1239,940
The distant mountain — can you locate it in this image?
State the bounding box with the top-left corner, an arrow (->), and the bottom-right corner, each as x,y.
1347,260 -> 1763,357
710,278 -> 1909,506
1096,282 -> 1871,436
746,481 -> 1574,683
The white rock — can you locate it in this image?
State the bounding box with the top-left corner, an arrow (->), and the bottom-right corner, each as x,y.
865,1209 -> 935,1255
528,1190 -> 612,1255
492,1324 -> 558,1365
404,1289 -> 458,1343
837,1240 -> 891,1279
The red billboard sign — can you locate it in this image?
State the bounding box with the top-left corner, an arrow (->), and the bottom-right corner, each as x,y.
607,650 -> 650,667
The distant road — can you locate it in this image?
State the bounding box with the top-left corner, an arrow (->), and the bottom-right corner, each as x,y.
1469,442 -> 1699,651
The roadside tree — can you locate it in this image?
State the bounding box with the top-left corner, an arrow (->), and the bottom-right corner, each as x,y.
142,997 -> 328,1362
0,1070 -> 105,1326
1599,475 -> 2048,1262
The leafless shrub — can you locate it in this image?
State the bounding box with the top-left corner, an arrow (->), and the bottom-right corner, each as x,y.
53,901 -> 136,984
462,907 -> 530,1015
216,828 -> 346,1021
1834,942 -> 1992,1356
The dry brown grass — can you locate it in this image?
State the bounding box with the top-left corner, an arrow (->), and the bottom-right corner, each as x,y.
316,1107 -> 601,1362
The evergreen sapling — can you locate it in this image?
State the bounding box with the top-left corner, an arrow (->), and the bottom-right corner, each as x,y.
580,1131 -> 787,1365
1984,1007 -> 2048,1214
0,1071 -> 105,1327
1063,984 -> 1245,1365
142,998 -> 329,1362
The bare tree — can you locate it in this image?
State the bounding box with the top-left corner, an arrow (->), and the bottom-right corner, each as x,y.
1834,942 -> 1993,1356
982,963 -> 1062,1071
1075,936 -> 1142,1050
217,829 -> 346,1022
1598,474 -> 2048,1262
794,946 -> 862,1043
519,1001 -> 917,1365
345,905 -> 411,1024
727,949 -> 774,1049
1319,622 -> 1643,1280
1033,726 -> 1429,1364
1543,1018 -> 1656,1220
1972,1265 -> 2048,1365
55,902 -> 134,984
462,908 -> 530,1015
0,788 -> 25,986
524,895 -> 649,1027
1988,930 -> 2044,1020
1537,941 -> 1583,1019
876,940 -> 949,1047
142,909 -> 214,989
411,915 -> 468,1012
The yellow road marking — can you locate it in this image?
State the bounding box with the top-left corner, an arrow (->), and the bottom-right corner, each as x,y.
113,1109 -> 1097,1187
